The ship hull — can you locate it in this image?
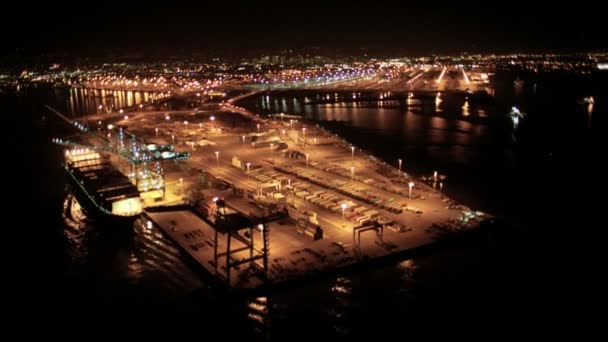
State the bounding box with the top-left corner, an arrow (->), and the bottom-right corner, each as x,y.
65,166 -> 140,227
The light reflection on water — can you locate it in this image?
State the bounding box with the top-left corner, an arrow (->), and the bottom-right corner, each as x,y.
66,87 -> 167,116
330,277 -> 353,335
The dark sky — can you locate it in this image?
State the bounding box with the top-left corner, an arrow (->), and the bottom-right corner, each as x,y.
3,1 -> 605,57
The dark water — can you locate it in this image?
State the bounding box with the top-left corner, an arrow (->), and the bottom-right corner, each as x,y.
8,72 -> 606,335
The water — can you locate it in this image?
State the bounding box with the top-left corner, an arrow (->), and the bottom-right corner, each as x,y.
9,71 -> 606,335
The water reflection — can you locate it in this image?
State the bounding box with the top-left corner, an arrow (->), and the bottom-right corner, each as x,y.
435,92 -> 443,112
513,78 -> 524,97
329,276 -> 352,335
66,87 -> 167,116
397,259 -> 417,282
244,91 -> 495,167
62,191 -> 89,262
246,296 -> 271,337
462,98 -> 470,116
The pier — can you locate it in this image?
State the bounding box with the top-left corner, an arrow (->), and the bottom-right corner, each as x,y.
102,101 -> 492,290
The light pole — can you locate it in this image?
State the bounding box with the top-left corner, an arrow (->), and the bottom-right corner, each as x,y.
433,171 -> 438,182
341,203 -> 347,218
408,182 -> 414,199
257,123 -> 260,133
305,153 -> 309,168
350,166 -> 354,179
302,127 -> 306,147
398,158 -> 402,171
351,146 -> 355,160
246,162 -> 251,178
155,128 -> 159,136
242,135 -> 246,147
171,134 -> 175,145
215,151 -> 220,166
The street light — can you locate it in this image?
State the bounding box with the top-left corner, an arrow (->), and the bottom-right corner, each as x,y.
215,151 -> 220,166
305,153 -> 309,168
246,162 -> 251,177
398,158 -> 402,171
341,203 -> 347,218
433,171 -> 438,182
171,134 -> 175,145
408,182 -> 414,199
155,128 -> 159,136
257,123 -> 260,133
302,127 -> 306,146
242,135 -> 246,147
351,146 -> 355,159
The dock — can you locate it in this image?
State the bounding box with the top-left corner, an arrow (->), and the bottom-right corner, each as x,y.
113,104 -> 493,290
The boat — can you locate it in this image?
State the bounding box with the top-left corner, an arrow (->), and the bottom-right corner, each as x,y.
64,148 -> 143,225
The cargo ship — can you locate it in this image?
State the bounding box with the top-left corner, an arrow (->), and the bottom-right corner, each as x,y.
64,148 -> 143,224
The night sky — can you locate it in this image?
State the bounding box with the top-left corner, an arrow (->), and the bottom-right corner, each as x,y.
4,2 -> 605,57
